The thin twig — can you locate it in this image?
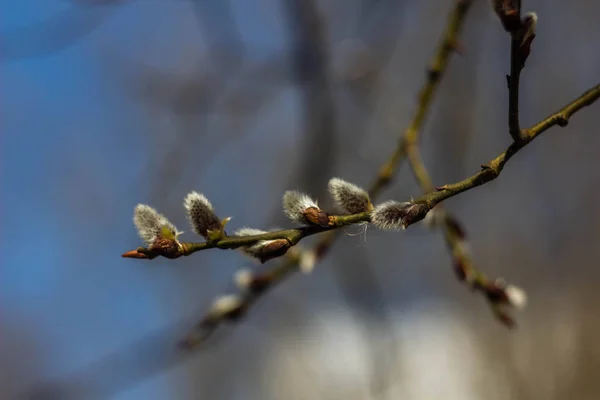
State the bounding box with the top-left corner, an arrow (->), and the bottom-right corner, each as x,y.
508,31 -> 524,141
427,83 -> 600,207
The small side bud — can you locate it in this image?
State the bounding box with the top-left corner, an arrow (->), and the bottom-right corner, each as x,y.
235,228 -> 291,263
328,178 -> 373,214
208,294 -> 245,321
302,207 -> 331,227
283,191 -> 330,226
256,239 -> 291,263
184,191 -> 223,240
371,201 -> 430,230
133,204 -> 182,245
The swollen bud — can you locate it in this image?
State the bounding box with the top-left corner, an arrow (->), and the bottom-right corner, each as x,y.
183,191 -> 225,240
133,204 -> 182,246
149,236 -> 183,259
302,207 -> 331,227
235,228 -> 291,263
282,190 -> 330,227
328,177 -> 373,214
370,201 -> 430,230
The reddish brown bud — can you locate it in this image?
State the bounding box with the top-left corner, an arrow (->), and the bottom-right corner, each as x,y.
257,239 -> 291,263
302,206 -> 332,227
149,237 -> 182,259
121,248 -> 157,259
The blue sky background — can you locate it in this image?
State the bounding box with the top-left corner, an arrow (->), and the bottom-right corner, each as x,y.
2,1 -> 600,399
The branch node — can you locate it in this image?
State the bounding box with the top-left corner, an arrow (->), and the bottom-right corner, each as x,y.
556,114 -> 569,127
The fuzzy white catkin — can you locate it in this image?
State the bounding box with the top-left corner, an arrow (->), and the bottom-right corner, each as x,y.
282,190 -> 319,224
370,201 -> 413,230
328,178 -> 371,214
133,204 -> 180,245
184,191 -> 221,237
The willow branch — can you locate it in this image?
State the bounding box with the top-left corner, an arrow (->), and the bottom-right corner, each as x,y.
180,0 -> 475,348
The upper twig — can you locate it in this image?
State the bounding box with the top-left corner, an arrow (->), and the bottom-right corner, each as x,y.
494,1 -> 538,142
429,83 -> 600,206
